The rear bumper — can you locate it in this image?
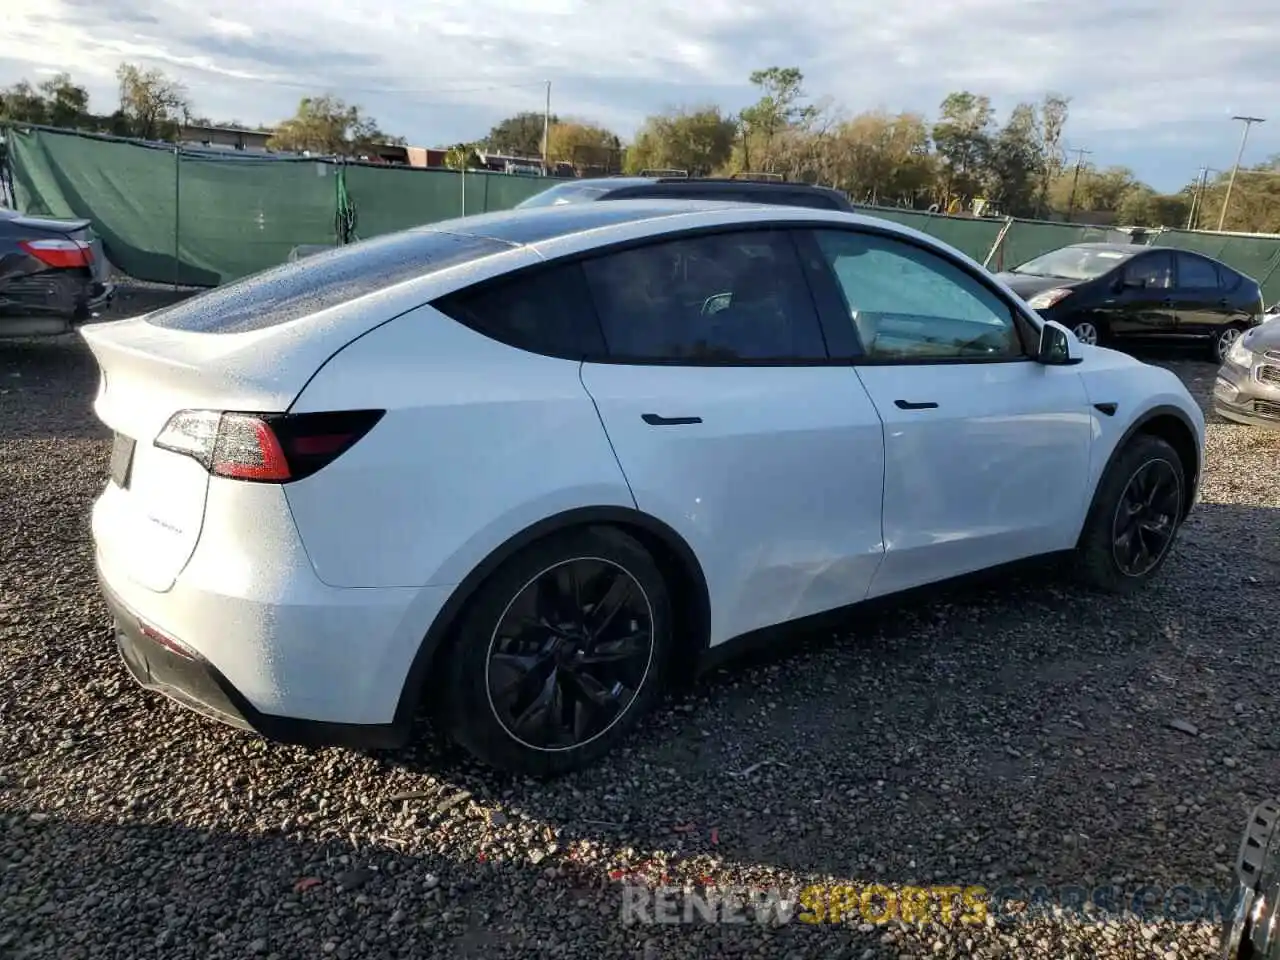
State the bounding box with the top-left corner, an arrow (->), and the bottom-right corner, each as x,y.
92,475 -> 458,745
99,564 -> 410,750
0,273 -> 114,333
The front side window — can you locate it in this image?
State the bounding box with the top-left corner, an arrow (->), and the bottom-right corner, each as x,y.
812,229 -> 1023,361
580,230 -> 828,362
1125,252 -> 1174,289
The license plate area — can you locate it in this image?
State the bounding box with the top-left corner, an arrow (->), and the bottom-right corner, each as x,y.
109,432 -> 136,488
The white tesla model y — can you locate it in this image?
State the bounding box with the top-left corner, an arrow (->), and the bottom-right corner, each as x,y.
85,201 -> 1205,775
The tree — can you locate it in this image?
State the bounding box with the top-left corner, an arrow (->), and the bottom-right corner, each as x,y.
984,103 -> 1041,216
625,106 -> 738,176
931,91 -> 994,206
1049,164 -> 1140,214
546,120 -> 621,170
1194,160 -> 1280,233
483,111 -> 556,157
115,63 -> 189,140
738,67 -> 816,172
1116,185 -> 1191,228
268,95 -> 400,156
822,110 -> 933,205
444,142 -> 481,170
0,80 -> 50,124
1035,93 -> 1070,215
39,73 -> 90,128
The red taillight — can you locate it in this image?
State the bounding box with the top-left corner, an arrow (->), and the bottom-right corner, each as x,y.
154,409 -> 384,483
213,414 -> 292,481
20,238 -> 94,269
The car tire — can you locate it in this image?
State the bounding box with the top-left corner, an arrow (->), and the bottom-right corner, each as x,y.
1067,317 -> 1106,347
441,526 -> 673,777
1210,323 -> 1246,364
1074,433 -> 1185,593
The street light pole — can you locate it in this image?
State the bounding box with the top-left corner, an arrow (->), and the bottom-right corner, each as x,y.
1217,115 -> 1265,232
542,80 -> 551,174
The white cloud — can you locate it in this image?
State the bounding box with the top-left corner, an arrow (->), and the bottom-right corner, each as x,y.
2,0 -> 1278,188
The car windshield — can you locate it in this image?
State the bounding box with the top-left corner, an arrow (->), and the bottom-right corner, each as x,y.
1009,246 -> 1135,281
514,182 -> 614,208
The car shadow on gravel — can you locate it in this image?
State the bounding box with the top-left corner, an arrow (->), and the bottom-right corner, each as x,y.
0,812 -> 533,959
369,502 -> 1277,897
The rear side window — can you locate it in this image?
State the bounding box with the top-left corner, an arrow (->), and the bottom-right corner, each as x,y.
1217,264 -> 1244,292
146,230 -> 510,334
1175,252 -> 1221,289
581,229 -> 829,362
432,261 -> 607,358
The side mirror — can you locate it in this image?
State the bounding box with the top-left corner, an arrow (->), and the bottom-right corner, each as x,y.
1116,276 -> 1145,292
1036,320 -> 1084,365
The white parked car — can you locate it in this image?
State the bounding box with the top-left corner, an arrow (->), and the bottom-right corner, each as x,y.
85,201 -> 1206,775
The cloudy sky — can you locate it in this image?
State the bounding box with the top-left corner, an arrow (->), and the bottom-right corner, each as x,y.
3,0 -> 1279,191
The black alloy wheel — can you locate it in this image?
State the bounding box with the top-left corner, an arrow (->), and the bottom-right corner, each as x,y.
1111,457 -> 1183,578
441,526 -> 673,776
486,557 -> 654,751
1073,433 -> 1185,593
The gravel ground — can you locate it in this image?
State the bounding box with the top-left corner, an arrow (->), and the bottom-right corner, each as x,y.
2,292 -> 1279,959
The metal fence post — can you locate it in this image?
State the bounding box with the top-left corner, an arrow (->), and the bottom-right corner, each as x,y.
983,216 -> 1015,269
173,145 -> 181,290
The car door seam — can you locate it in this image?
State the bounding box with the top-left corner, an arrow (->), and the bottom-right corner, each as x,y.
850,365 -> 889,601
577,360 -> 639,510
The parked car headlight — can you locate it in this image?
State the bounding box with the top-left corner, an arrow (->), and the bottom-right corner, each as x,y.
1227,337 -> 1255,367
1026,288 -> 1073,310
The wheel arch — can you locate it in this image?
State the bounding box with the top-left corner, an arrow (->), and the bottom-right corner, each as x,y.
1082,403 -> 1201,541
391,505 -> 712,728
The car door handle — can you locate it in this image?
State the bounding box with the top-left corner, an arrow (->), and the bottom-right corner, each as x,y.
1162,299 -> 1176,307
1218,298 -> 1230,307
641,413 -> 702,426
894,399 -> 938,410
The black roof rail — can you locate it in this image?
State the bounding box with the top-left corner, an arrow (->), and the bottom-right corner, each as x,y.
729,172 -> 785,182
639,168 -> 689,178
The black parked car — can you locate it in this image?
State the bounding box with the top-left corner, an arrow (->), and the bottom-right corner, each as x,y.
996,243 -> 1265,362
515,176 -> 856,212
0,208 -> 113,337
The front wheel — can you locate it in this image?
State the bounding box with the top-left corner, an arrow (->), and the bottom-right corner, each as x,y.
1073,434 -> 1185,593
441,526 -> 672,776
1210,323 -> 1246,364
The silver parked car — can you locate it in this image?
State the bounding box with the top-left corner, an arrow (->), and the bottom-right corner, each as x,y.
1214,314 -> 1280,430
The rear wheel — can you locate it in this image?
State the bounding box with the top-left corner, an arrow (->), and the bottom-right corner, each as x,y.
442,526 -> 672,776
1074,434 -> 1184,593
1211,323 -> 1246,364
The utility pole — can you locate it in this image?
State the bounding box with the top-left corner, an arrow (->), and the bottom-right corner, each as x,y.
1065,147 -> 1092,219
1217,115 -> 1265,232
542,80 -> 551,174
1187,166 -> 1210,229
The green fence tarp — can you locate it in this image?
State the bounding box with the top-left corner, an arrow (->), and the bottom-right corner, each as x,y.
9,128 -> 551,285
12,124 -> 1280,301
341,164 -> 549,239
175,155 -> 339,285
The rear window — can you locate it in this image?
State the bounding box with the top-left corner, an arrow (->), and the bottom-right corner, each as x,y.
514,182 -> 615,208
145,230 -> 511,334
